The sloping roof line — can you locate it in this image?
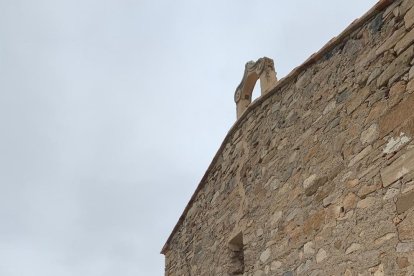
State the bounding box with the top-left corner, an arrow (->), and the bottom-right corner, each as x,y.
161,0 -> 394,255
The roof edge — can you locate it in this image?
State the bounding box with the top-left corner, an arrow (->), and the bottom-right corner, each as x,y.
161,0 -> 394,255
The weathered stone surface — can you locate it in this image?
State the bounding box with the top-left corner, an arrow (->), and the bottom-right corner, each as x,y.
383,187 -> 400,200
360,124 -> 379,144
383,132 -> 411,154
396,242 -> 414,252
305,176 -> 328,196
346,86 -> 371,115
304,241 -> 315,255
271,260 -> 282,271
346,179 -> 359,188
357,197 -> 375,209
348,145 -> 372,167
253,270 -> 265,276
303,174 -> 317,189
303,210 -> 325,237
344,269 -> 354,276
296,259 -> 311,274
325,204 -> 343,221
376,28 -> 405,56
396,190 -> 414,214
345,243 -> 363,254
408,66 -> 414,82
260,248 -> 271,263
323,101 -> 336,115
374,233 -> 397,246
405,6 -> 414,29
343,192 -> 358,210
400,117 -> 414,138
401,0 -> 414,15
398,210 -> 414,240
388,81 -> 407,107
370,263 -> 384,276
381,148 -> 414,187
395,28 -> 414,55
358,183 -> 379,198
377,45 -> 414,87
367,68 -> 382,85
270,211 -> 283,225
397,257 -> 409,269
235,57 -> 277,119
407,78 -> 414,93
316,248 -> 328,263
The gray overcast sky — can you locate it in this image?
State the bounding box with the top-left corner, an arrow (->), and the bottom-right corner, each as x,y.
0,0 -> 377,275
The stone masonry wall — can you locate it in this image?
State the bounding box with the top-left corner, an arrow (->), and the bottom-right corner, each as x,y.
163,0 -> 414,275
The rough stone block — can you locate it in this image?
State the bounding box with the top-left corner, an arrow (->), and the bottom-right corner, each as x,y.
377,45 -> 414,87
368,264 -> 384,276
405,7 -> 414,29
303,210 -> 325,236
399,116 -> 414,137
346,86 -> 371,114
346,179 -> 359,188
408,78 -> 414,93
401,0 -> 414,16
303,241 -> 315,255
358,183 -> 380,198
348,145 -> 372,167
296,260 -> 311,274
396,190 -> 414,214
395,28 -> 414,55
367,67 -> 382,85
303,174 -> 317,189
396,242 -> 414,252
398,210 -> 414,240
388,81 -> 407,107
254,270 -> 265,276
343,192 -> 358,210
397,257 -> 410,269
316,248 -> 327,263
357,197 -> 375,209
271,261 -> 282,271
305,176 -> 328,196
376,28 -> 405,56
323,100 -> 336,115
379,93 -> 414,137
360,123 -> 379,144
270,211 -> 283,225
374,233 -> 397,246
344,269 -> 353,276
345,243 -> 362,254
383,132 -> 411,154
383,187 -> 400,200
260,248 -> 271,263
381,148 -> 414,188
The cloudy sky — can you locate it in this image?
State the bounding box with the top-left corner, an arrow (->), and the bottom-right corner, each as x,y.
0,0 -> 378,275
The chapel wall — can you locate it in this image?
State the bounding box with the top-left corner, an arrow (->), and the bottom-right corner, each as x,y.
164,0 -> 414,275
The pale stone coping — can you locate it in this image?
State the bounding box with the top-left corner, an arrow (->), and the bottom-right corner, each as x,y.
161,0 -> 395,255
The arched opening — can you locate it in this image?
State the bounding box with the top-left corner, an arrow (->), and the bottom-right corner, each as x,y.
251,81 -> 261,103
228,232 -> 244,275
234,57 -> 277,119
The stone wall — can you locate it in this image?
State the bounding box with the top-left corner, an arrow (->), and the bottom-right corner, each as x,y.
162,0 -> 414,275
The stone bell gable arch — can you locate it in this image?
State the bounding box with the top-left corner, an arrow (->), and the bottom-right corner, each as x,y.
234,57 -> 277,119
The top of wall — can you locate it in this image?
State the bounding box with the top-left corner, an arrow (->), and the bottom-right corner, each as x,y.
161,0 -> 395,255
